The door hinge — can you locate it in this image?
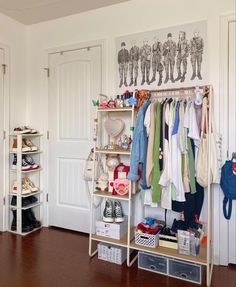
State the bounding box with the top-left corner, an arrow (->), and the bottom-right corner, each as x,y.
3,130 -> 6,140
46,194 -> 49,202
47,131 -> 49,140
2,64 -> 6,75
44,68 -> 50,77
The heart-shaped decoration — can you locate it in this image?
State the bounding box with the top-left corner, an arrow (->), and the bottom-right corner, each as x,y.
104,117 -> 125,138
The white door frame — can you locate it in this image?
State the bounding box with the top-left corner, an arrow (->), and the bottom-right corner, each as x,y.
43,39 -> 106,227
0,44 -> 10,232
218,13 -> 236,265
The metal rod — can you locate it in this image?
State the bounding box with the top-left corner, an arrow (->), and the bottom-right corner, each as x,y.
151,85 -> 210,94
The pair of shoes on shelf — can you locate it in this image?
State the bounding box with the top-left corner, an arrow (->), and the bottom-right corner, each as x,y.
13,126 -> 38,135
12,138 -> 38,152
103,199 -> 125,223
12,177 -> 38,194
11,209 -> 41,233
11,195 -> 38,207
11,154 -> 40,171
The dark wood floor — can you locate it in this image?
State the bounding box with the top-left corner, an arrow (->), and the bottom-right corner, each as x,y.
0,227 -> 235,287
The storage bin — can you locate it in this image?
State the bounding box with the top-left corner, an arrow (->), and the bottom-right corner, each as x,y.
97,242 -> 127,265
96,217 -> 128,240
169,258 -> 202,284
138,252 -> 168,275
135,230 -> 159,248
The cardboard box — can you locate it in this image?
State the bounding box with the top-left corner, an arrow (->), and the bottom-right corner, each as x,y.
96,217 -> 128,240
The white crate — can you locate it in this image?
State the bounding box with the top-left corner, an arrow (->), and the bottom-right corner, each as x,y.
135,231 -> 159,248
96,218 -> 128,240
98,243 -> 127,265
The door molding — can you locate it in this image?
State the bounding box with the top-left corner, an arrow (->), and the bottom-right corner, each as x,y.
0,44 -> 10,232
43,39 -> 106,227
218,13 -> 236,265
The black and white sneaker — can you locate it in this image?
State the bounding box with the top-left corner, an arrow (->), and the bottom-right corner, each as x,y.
114,200 -> 125,223
23,155 -> 39,169
103,200 -> 114,223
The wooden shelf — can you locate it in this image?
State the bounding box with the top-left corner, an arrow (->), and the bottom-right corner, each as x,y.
10,133 -> 43,137
129,240 -> 207,266
10,202 -> 42,210
10,168 -> 42,174
95,148 -> 131,155
10,150 -> 42,155
8,226 -> 42,236
93,190 -> 129,201
9,191 -> 42,198
91,227 -> 135,248
97,107 -> 134,112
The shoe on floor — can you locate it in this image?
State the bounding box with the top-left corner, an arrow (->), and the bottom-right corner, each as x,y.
103,199 -> 114,223
114,200 -> 125,223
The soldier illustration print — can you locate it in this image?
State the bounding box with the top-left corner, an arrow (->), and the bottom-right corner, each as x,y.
116,21 -> 207,90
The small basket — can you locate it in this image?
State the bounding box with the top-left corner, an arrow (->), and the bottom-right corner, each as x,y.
135,230 -> 159,248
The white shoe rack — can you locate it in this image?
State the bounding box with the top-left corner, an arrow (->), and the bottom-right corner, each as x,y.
8,133 -> 43,235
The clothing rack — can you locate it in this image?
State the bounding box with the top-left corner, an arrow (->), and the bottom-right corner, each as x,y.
149,84 -> 214,286
150,85 -> 211,99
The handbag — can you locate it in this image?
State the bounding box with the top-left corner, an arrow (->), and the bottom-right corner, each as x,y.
110,163 -> 130,195
220,159 -> 236,219
84,149 -> 102,181
196,97 -> 209,187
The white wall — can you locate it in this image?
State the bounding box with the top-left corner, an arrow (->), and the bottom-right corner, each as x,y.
26,0 -> 235,263
0,12 -> 27,129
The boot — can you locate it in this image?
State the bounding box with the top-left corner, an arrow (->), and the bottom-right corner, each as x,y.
22,210 -> 34,233
11,210 -> 17,231
119,79 -> 123,88
134,78 -> 137,86
150,75 -> 156,83
141,76 -> 145,85
158,72 -> 163,86
129,78 -> 133,86
191,72 -> 196,80
180,72 -> 186,83
124,79 -> 128,87
164,75 -> 169,84
25,209 -> 41,229
197,72 -> 202,80
175,72 -> 182,82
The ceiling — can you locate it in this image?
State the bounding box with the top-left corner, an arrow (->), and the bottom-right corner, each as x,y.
0,0 -> 129,25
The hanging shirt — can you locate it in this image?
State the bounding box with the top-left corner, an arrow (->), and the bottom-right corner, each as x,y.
171,102 -> 186,202
128,100 -> 151,189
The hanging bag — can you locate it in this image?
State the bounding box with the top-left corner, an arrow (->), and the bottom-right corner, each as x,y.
220,159 -> 236,220
84,149 -> 102,181
196,97 -> 209,187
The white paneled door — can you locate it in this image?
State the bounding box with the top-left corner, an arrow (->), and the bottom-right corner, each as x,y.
228,20 -> 236,264
0,49 -> 4,231
48,46 -> 102,232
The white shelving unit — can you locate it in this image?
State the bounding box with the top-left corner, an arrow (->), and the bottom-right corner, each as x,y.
88,105 -> 138,264
8,133 -> 43,236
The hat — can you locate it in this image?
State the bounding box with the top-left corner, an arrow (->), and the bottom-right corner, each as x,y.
121,42 -> 126,47
167,33 -> 172,38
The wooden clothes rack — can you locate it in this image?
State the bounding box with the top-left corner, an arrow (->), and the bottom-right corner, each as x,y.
89,85 -> 214,287
149,84 -> 214,286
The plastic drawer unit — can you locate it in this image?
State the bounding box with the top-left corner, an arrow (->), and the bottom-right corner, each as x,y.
168,258 -> 202,284
138,252 -> 168,275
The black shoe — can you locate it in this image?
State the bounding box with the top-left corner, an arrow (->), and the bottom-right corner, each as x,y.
197,72 -> 202,80
191,73 -> 196,80
11,210 -> 17,231
164,76 -> 169,84
25,209 -> 41,229
22,210 -> 34,232
28,195 -> 38,204
175,73 -> 182,82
